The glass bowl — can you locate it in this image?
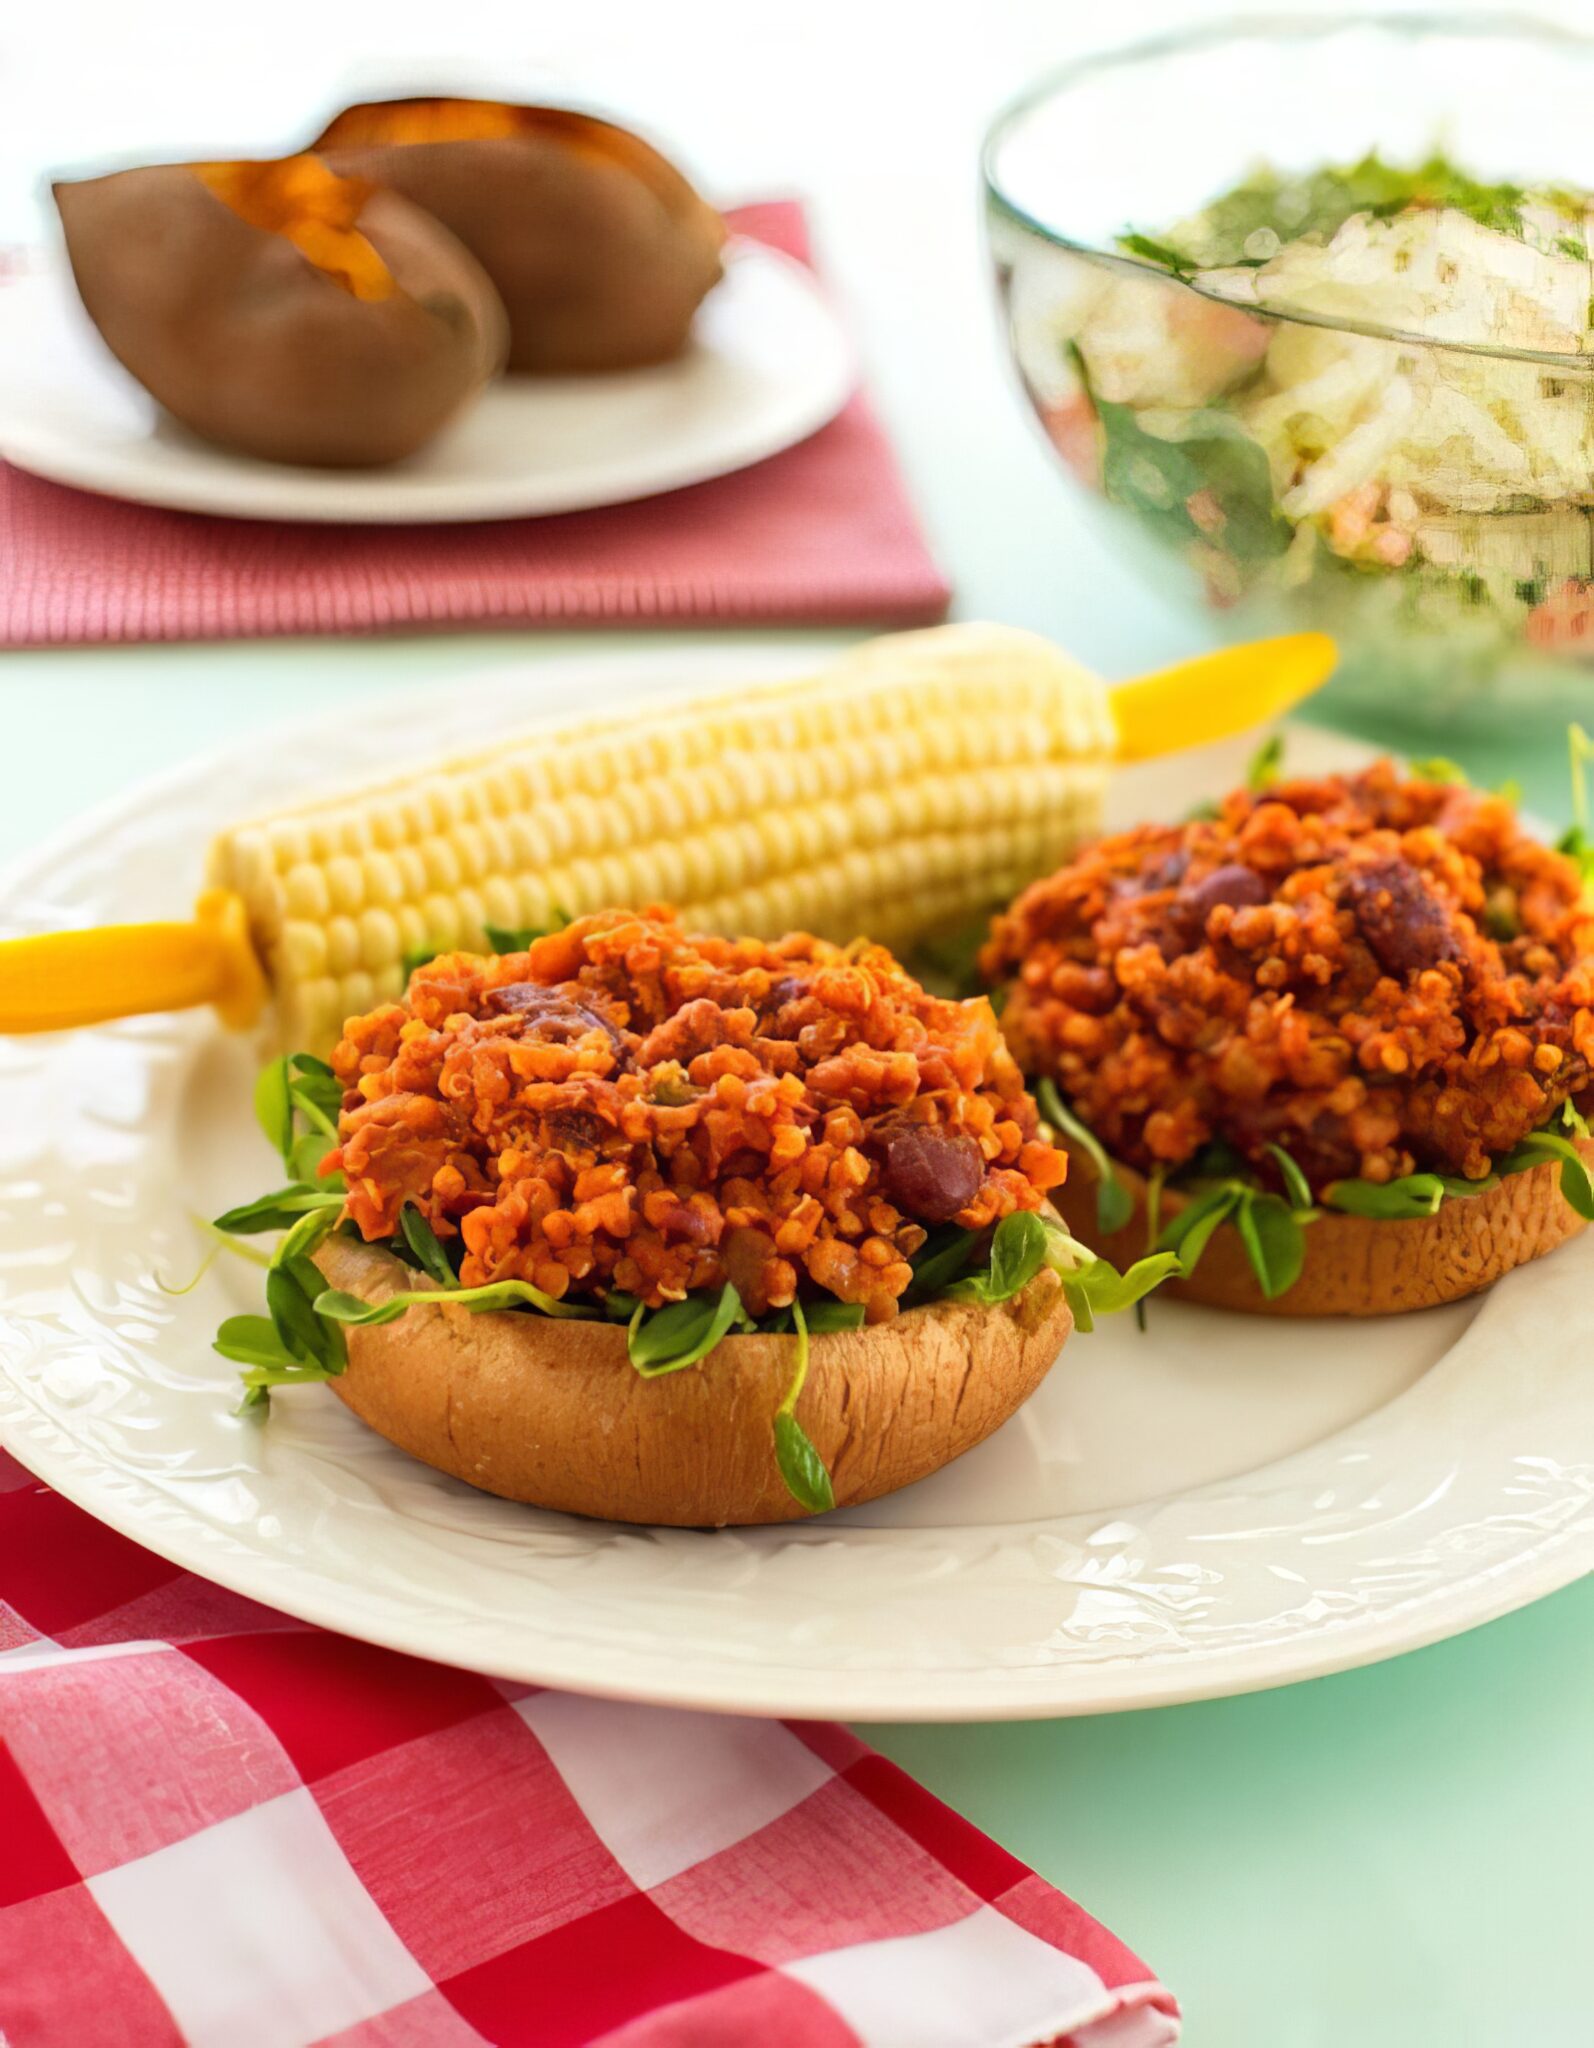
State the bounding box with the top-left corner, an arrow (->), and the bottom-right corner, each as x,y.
983,15 -> 1594,735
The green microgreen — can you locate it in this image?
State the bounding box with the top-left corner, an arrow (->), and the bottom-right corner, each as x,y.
1038,1216 -> 1179,1331
1323,1172 -> 1488,1219
212,1185 -> 345,1235
1233,1191 -> 1306,1300
1246,733 -> 1285,792
1496,1129 -> 1594,1221
625,1283 -> 744,1377
772,1299 -> 836,1514
1117,229 -> 1191,271
910,909 -> 1001,999
1153,1178 -> 1309,1301
155,1241 -> 226,1298
316,1275 -> 587,1328
1557,725 -> 1594,887
906,1225 -> 982,1300
398,1203 -> 457,1289
253,1056 -> 294,1167
1060,1249 -> 1182,1331
215,1049 -> 1185,1491
1037,1078 -> 1134,1234
484,910 -> 570,954
947,1210 -> 1050,1306
1263,1142 -> 1314,1214
214,1313 -> 301,1372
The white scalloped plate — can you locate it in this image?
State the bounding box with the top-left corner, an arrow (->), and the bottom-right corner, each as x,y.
0,240 -> 853,522
2,645 -> 1592,1719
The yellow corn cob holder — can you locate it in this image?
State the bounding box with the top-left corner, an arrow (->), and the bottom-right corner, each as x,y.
0,624 -> 1334,1054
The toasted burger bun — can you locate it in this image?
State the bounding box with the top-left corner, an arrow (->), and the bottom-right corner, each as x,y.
1054,1141 -> 1594,1317
312,1235 -> 1071,1525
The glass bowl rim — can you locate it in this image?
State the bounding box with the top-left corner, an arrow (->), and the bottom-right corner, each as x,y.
980,10 -> 1594,367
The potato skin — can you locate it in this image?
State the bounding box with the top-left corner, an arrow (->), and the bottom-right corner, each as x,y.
313,103 -> 725,373
1053,1142 -> 1594,1316
312,1236 -> 1071,1525
55,164 -> 508,465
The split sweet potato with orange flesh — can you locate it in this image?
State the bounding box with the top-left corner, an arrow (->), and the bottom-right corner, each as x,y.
55,155 -> 508,466
311,99 -> 725,373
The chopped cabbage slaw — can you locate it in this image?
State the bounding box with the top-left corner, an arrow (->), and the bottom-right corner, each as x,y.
1019,153 -> 1594,670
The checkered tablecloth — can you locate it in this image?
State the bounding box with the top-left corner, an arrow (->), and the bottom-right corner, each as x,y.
0,1450 -> 1179,2047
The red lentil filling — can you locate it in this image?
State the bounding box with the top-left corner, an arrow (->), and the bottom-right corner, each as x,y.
982,763 -> 1594,1191
328,908 -> 1065,1322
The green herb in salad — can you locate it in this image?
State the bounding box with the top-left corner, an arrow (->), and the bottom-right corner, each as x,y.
1088,376 -> 1291,576
1027,132 -> 1594,708
1120,152 -> 1561,275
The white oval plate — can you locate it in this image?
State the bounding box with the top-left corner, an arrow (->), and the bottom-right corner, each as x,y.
1,645 -> 1592,1719
0,240 -> 854,523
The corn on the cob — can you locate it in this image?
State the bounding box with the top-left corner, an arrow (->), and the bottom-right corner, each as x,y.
206,623 -> 1117,1054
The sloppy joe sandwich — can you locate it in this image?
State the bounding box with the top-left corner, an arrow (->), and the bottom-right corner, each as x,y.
211,910 -> 1171,1524
985,759 -> 1594,1314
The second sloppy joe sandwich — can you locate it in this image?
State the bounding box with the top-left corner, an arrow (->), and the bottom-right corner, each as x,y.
985,757 -> 1594,1315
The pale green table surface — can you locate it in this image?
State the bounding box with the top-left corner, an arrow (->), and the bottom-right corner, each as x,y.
2,623 -> 1590,2048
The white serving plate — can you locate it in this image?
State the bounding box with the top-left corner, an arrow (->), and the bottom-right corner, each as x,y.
0,239 -> 853,522
1,644 -> 1591,1719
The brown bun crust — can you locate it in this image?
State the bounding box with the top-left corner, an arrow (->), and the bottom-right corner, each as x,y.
1053,1141 -> 1594,1316
313,102 -> 725,373
312,1235 -> 1071,1525
54,165 -> 508,465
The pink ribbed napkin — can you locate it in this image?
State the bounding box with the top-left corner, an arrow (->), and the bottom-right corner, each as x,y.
0,203 -> 949,648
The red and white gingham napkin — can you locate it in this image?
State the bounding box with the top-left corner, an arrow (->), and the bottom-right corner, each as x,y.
0,1449 -> 1179,2047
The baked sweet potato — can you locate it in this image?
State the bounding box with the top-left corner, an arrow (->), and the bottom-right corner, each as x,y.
54,154 -> 508,466
311,99 -> 725,372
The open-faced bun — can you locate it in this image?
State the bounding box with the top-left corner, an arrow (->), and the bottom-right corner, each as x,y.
312,99 -> 725,372
313,1235 -> 1070,1525
1053,1142 -> 1594,1317
54,158 -> 508,466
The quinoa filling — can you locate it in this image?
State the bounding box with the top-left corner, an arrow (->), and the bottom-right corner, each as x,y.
329,908 -> 1067,1323
984,761 -> 1594,1196
207,913 -> 1183,1512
